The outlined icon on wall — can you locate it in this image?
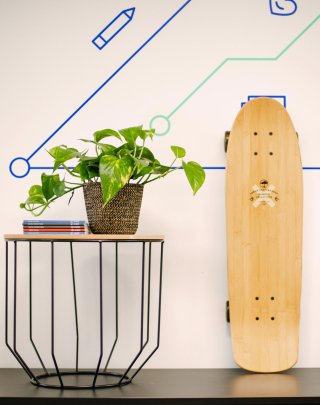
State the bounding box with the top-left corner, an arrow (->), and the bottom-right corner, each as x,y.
241,95 -> 286,108
269,0 -> 298,16
92,7 -> 135,50
8,0 -> 193,178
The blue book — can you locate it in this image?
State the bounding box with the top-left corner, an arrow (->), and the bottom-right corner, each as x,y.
23,231 -> 86,235
23,220 -> 86,225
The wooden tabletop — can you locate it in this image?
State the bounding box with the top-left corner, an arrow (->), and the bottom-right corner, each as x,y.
4,234 -> 164,242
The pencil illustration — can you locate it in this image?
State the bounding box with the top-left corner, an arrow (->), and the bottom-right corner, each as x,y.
92,7 -> 135,50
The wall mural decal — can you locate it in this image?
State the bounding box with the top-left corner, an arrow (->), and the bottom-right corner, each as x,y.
2,0 -> 320,372
149,14 -> 319,137
8,6 -> 320,178
241,96 -> 287,108
92,7 -> 135,51
269,0 -> 298,16
8,0 -> 192,179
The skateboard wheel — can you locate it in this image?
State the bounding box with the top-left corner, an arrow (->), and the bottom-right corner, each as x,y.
224,131 -> 230,153
226,300 -> 230,323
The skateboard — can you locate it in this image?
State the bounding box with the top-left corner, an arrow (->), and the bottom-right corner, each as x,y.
225,97 -> 303,373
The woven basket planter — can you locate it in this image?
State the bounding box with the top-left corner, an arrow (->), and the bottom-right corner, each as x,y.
83,182 -> 144,234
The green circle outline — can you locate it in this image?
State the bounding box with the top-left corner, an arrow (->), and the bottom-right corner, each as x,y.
149,115 -> 171,136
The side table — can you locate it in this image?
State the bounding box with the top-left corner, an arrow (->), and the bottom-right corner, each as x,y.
4,234 -> 164,389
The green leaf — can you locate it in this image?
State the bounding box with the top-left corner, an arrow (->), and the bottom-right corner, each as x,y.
114,143 -> 133,157
53,179 -> 65,197
182,161 -> 206,195
98,144 -> 117,154
76,156 -> 100,181
119,126 -> 143,147
25,195 -> 46,205
136,146 -> 155,161
28,185 -> 43,197
131,160 -> 169,180
171,145 -> 186,158
130,153 -> 151,167
79,155 -> 99,162
41,173 -> 60,200
93,129 -> 122,143
75,156 -> 98,179
153,162 -> 170,174
130,158 -> 152,179
139,128 -> 155,141
99,155 -> 134,205
72,163 -> 81,174
79,162 -> 89,180
48,146 -> 80,171
87,164 -> 99,179
131,165 -> 153,180
81,139 -> 117,155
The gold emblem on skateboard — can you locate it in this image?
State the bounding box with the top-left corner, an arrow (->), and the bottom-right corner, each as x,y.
250,179 -> 279,208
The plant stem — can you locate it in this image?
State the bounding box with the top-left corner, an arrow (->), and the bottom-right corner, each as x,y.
27,184 -> 83,216
137,173 -> 148,184
65,180 -> 84,186
142,165 -> 181,185
138,140 -> 145,159
62,163 -> 80,178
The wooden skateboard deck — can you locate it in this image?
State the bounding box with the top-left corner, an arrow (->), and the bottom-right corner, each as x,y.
226,97 -> 303,373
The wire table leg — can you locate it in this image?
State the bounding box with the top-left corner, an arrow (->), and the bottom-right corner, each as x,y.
4,238 -> 164,389
51,241 -> 64,388
104,242 -> 119,372
70,242 -> 79,372
5,242 -> 34,379
143,242 -> 152,349
12,241 -> 38,381
130,241 -> 164,380
92,242 -> 104,388
119,241 -> 147,384
29,241 -> 48,374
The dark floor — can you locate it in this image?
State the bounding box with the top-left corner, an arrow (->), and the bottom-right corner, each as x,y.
1,368 -> 320,404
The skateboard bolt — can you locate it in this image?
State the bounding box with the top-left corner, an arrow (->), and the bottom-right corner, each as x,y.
254,152 -> 258,155
271,297 -> 275,300
271,317 -> 275,320
269,132 -> 273,136
255,297 -> 259,300
255,317 -> 259,320
254,132 -> 258,136
269,152 -> 273,156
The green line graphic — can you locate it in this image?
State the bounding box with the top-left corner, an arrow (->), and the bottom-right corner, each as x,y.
150,13 -> 320,136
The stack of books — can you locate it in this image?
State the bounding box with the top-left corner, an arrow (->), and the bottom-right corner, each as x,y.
23,220 -> 88,234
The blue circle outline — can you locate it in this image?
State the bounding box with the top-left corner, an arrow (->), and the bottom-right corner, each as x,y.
9,157 -> 31,178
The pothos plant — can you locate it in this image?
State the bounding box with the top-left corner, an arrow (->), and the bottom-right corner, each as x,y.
20,125 -> 206,216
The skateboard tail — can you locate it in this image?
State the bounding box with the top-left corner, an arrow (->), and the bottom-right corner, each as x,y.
233,356 -> 298,374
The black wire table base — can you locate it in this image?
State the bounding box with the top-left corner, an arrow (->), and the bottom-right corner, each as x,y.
5,237 -> 164,390
30,370 -> 131,389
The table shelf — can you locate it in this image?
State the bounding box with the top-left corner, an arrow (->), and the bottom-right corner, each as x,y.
0,368 -> 320,404
4,235 -> 164,390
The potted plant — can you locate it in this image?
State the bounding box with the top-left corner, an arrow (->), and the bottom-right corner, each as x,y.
20,125 -> 205,234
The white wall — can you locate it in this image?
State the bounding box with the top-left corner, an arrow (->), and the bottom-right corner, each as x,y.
0,0 -> 320,369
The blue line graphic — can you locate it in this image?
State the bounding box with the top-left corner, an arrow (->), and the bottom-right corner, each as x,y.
28,165 -> 320,171
241,95 -> 287,107
150,13 -> 319,136
9,0 -> 192,178
269,0 -> 298,16
92,7 -> 135,50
